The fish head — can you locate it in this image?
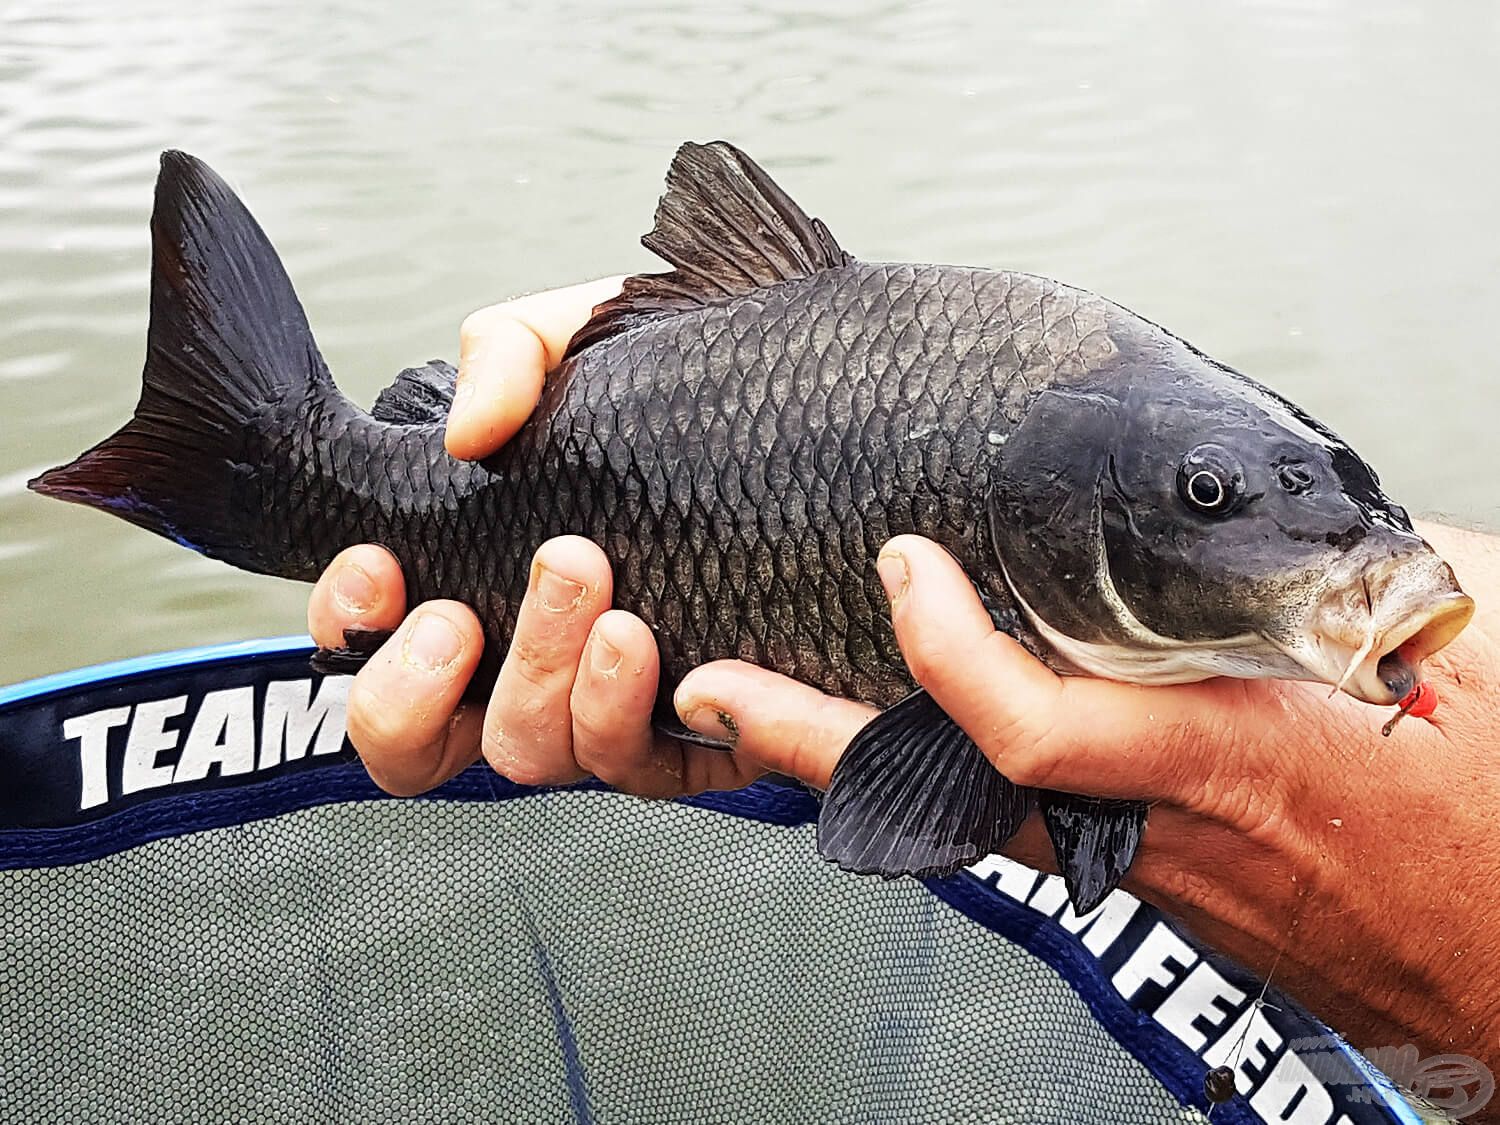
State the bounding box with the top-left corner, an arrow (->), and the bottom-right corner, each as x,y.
988,368 -> 1472,704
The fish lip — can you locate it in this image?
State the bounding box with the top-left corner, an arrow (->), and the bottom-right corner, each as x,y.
1279,565 -> 1475,706
1377,589 -> 1474,667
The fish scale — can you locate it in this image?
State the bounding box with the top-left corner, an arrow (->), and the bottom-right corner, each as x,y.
262,264 -> 1043,701
517,264 -> 1026,705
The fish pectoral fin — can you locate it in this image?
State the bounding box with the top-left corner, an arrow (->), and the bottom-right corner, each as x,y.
652,707 -> 736,751
1040,792 -> 1148,914
817,689 -> 1032,880
566,141 -> 853,358
309,625 -> 394,676
370,361 -> 458,425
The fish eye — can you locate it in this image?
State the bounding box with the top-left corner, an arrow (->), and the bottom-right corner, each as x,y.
1187,470 -> 1225,508
1177,443 -> 1245,517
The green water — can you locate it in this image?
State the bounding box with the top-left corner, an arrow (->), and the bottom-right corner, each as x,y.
2,0 -> 1498,683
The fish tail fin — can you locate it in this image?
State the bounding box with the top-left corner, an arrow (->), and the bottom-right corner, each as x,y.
29,150 -> 334,574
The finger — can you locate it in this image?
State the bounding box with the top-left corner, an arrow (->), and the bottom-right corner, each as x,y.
568,612 -> 676,795
448,276 -> 626,460
876,535 -> 1230,803
673,660 -> 877,790
306,544 -> 406,649
676,655 -> 1066,865
344,600 -> 485,796
482,536 -> 611,786
569,614 -> 768,798
568,611 -> 659,787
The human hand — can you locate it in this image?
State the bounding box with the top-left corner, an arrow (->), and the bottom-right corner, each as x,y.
670,523 -> 1500,1069
304,280 -> 612,792
308,534 -> 814,798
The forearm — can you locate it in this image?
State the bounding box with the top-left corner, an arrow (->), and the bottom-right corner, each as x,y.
1123,520 -> 1500,1069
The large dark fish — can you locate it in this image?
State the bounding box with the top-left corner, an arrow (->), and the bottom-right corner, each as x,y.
32,143 -> 1473,912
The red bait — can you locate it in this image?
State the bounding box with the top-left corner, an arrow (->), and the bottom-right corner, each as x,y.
1381,681 -> 1438,737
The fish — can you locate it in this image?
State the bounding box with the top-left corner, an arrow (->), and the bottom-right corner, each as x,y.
30,142 -> 1474,913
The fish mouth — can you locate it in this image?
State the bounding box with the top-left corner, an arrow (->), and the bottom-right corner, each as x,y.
1279,552 -> 1474,705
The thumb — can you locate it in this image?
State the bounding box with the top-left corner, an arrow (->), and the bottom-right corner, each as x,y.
875,534 -> 1237,806
447,276 -> 625,460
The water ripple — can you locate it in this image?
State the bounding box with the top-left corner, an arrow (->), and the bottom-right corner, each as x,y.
1,0 -> 1498,681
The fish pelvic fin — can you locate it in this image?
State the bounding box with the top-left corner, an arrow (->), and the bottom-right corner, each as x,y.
309,625 -> 393,677
817,689 -> 1033,879
29,150 -> 332,572
652,706 -> 736,751
1040,793 -> 1148,915
565,141 -> 853,357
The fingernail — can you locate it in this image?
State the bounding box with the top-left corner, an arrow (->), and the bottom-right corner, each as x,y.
590,631 -> 622,677
876,550 -> 909,604
403,611 -> 464,671
333,562 -> 378,614
681,705 -> 738,745
533,562 -> 587,613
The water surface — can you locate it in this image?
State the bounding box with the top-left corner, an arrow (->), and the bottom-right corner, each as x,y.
3,0 -> 1497,681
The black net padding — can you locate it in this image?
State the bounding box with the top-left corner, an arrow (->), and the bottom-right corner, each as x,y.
4,792 -> 1203,1123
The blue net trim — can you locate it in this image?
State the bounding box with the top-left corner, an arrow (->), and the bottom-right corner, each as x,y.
0,639 -> 1420,1124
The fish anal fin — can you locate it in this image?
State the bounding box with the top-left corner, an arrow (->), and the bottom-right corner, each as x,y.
566,141 -> 853,357
817,690 -> 1032,879
370,360 -> 458,425
310,625 -> 393,676
1040,792 -> 1148,914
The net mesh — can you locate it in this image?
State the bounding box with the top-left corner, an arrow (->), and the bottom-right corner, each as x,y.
1,790 -> 1205,1124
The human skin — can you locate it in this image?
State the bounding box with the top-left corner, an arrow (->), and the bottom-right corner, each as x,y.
307,280 -> 1500,1074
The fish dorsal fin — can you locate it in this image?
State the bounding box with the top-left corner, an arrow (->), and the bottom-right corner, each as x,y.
566,141 -> 852,357
644,141 -> 851,291
370,360 -> 457,424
